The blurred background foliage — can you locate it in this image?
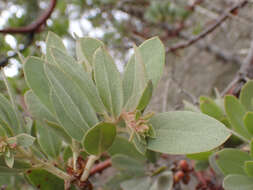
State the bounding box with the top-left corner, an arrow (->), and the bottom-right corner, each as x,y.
0,0 -> 253,189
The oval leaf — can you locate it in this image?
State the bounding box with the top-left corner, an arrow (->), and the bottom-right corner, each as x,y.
225,95 -> 251,140
83,122 -> 116,155
240,80 -> 253,111
108,136 -> 146,161
138,37 -> 165,88
26,169 -> 64,190
147,111 -> 230,154
45,31 -> 67,65
0,94 -> 20,136
93,47 -> 123,118
111,154 -> 145,176
223,175 -> 253,190
36,122 -> 61,159
50,47 -> 106,114
16,133 -> 35,148
76,37 -> 104,72
24,57 -> 54,112
244,112 -> 253,135
123,45 -> 148,110
137,80 -> 153,111
199,96 -> 225,121
45,63 -> 98,135
121,177 -> 151,190
150,171 -> 173,190
245,161 -> 253,176
215,148 -> 251,176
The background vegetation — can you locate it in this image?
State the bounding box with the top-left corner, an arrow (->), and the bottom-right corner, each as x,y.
1,0 -> 253,190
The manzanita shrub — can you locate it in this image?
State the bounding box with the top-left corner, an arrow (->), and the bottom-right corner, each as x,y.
0,32 -> 231,190
185,81 -> 253,190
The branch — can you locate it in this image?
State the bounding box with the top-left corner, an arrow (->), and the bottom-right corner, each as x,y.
0,33 -> 34,68
0,0 -> 57,34
222,37 -> 253,96
90,159 -> 112,176
178,31 -> 243,65
0,0 -> 57,68
167,0 -> 248,52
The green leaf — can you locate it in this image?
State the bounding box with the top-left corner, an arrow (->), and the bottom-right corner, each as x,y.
199,96 -> 224,121
63,146 -> 73,163
36,122 -> 61,159
45,63 -> 98,140
93,47 -> 123,118
45,31 -> 67,65
133,133 -> 147,155
123,45 -> 148,111
215,149 -> 251,176
147,111 -> 230,154
2,72 -> 24,133
45,120 -> 72,144
0,94 -> 20,135
108,136 -> 146,161
245,161 -> 253,176
76,37 -> 104,72
187,151 -> 214,161
50,47 -> 106,114
26,169 -> 64,190
195,160 -> 209,171
150,171 -> 173,190
50,91 -> 84,141
83,122 -> 116,155
137,80 -> 153,111
24,57 -> 54,112
223,175 -> 253,190
0,157 -> 30,175
111,154 -> 146,176
0,117 -> 12,137
15,133 -> 35,147
240,80 -> 253,111
24,90 -> 56,122
4,150 -> 14,168
250,140 -> 253,158
105,173 -> 132,190
225,95 -> 251,140
137,37 -> 165,88
121,177 -> 151,190
0,125 -> 6,137
244,112 -> 253,136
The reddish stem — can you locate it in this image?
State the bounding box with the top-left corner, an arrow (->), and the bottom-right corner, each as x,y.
90,159 -> 112,176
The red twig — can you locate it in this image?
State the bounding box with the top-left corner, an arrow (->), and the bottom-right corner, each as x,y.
167,0 -> 248,52
0,0 -> 57,34
90,159 -> 112,176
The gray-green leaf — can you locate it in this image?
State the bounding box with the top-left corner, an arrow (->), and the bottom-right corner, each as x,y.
223,175 -> 253,190
93,47 -> 123,118
240,80 -> 253,111
50,47 -> 106,114
36,122 -> 62,159
225,95 -> 251,140
215,148 -> 251,176
147,111 -> 230,154
24,57 -> 54,112
45,63 -> 98,139
16,133 -> 35,147
45,31 -> 67,65
83,122 -> 116,155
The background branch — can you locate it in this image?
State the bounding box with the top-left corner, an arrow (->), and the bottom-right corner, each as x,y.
0,0 -> 57,68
